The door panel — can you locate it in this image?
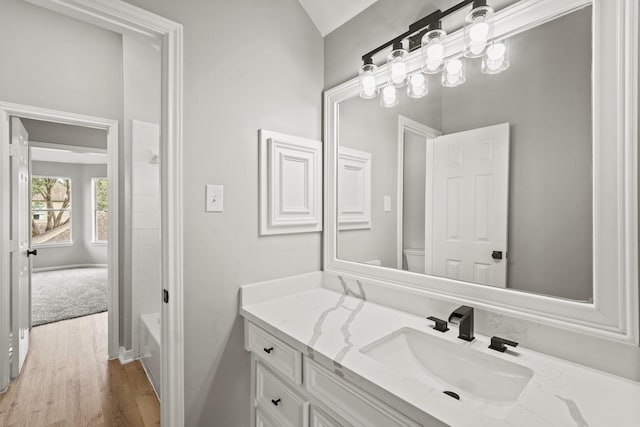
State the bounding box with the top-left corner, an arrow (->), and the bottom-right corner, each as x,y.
10,117 -> 31,378
430,123 -> 509,288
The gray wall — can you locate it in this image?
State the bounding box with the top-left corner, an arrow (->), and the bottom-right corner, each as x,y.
0,0 -> 128,342
338,88 -> 441,268
123,1 -> 323,425
441,7 -> 593,300
122,34 -> 162,349
22,120 -> 107,150
31,161 -> 107,269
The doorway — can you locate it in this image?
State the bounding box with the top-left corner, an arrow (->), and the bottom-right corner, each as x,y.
0,105 -> 119,386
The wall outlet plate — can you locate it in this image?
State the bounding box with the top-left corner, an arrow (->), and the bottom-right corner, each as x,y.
206,185 -> 223,212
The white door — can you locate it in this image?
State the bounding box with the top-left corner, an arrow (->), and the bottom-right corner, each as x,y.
10,117 -> 31,377
428,123 -> 509,287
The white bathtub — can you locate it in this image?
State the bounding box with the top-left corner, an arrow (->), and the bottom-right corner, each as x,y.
140,312 -> 161,398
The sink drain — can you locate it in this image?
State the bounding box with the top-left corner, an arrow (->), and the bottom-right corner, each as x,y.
443,391 -> 460,400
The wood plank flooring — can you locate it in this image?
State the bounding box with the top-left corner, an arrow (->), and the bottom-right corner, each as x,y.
0,312 -> 160,427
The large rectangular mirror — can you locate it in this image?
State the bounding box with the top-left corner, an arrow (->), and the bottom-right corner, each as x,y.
324,0 -> 638,345
336,3 -> 593,301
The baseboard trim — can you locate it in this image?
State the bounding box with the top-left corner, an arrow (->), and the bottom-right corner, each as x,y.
118,347 -> 135,365
140,358 -> 161,402
33,264 -> 107,273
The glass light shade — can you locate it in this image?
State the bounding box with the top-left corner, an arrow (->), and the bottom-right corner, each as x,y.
359,62 -> 379,99
482,39 -> 510,74
407,73 -> 429,98
380,85 -> 399,107
441,58 -> 466,87
387,47 -> 409,87
421,28 -> 447,74
464,4 -> 494,58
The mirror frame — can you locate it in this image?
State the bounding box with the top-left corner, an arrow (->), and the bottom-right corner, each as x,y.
324,0 -> 639,345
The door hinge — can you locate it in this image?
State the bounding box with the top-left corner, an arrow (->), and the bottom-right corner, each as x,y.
8,143 -> 17,157
163,289 -> 169,304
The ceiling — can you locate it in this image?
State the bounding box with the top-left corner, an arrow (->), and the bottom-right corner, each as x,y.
298,0 -> 521,37
31,147 -> 108,165
297,0 -> 380,36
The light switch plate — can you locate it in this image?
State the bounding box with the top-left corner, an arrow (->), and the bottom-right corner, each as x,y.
384,195 -> 391,212
206,185 -> 224,212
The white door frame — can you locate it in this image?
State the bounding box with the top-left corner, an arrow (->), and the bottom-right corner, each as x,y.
5,1 -> 185,425
395,115 -> 441,269
0,103 -> 119,374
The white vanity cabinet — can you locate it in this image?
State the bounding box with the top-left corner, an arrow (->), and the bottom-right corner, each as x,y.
245,321 -> 423,427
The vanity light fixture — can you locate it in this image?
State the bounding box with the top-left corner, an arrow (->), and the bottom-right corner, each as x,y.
464,0 -> 494,58
387,41 -> 409,87
359,57 -> 379,99
407,72 -> 429,98
481,39 -> 510,74
380,85 -> 399,108
357,0 -> 509,107
442,58 -> 466,87
422,22 -> 447,74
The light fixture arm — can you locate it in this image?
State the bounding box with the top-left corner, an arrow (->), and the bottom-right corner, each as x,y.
361,0 -> 477,63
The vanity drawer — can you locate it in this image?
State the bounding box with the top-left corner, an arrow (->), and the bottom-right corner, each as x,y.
256,362 -> 309,427
256,407 -> 279,427
305,359 -> 421,427
246,321 -> 302,384
311,407 -> 343,427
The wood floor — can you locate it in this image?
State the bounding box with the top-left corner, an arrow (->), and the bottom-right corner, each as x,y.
0,312 -> 160,427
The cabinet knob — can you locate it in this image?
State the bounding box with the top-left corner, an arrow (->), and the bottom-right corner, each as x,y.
263,347 -> 274,354
271,398 -> 281,407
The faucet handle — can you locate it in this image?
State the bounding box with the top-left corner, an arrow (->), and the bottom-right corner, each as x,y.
489,336 -> 519,352
427,316 -> 449,333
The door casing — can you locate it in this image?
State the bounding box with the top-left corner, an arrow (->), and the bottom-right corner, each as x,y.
3,2 -> 185,425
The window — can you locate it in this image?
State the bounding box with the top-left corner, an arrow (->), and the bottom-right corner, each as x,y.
92,178 -> 108,243
31,177 -> 72,246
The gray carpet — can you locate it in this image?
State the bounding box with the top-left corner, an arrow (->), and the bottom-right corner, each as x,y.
32,267 -> 108,326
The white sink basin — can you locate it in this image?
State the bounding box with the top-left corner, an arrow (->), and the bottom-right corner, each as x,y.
360,328 -> 534,416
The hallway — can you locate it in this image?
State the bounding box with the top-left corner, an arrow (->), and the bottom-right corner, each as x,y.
0,313 -> 159,426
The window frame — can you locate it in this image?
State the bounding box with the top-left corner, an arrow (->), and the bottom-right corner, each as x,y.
31,175 -> 73,248
91,177 -> 108,245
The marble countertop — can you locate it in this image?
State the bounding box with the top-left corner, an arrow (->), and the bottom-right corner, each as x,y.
240,287 -> 640,427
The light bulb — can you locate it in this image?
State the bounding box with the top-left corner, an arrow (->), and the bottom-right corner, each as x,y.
464,3 -> 494,58
469,42 -> 486,56
387,43 -> 408,87
426,43 -> 444,62
410,73 -> 425,88
407,73 -> 428,98
442,59 -> 465,87
383,86 -> 396,101
482,39 -> 510,75
421,27 -> 447,74
381,86 -> 398,107
446,60 -> 462,74
362,75 -> 376,91
469,20 -> 489,42
487,42 -> 505,59
359,60 -> 379,99
391,62 -> 407,85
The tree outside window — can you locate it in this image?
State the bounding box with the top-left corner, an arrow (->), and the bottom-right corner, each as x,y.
31,177 -> 72,245
93,178 -> 108,242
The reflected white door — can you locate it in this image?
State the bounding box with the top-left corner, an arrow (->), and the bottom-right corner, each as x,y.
429,123 -> 509,287
10,117 -> 31,377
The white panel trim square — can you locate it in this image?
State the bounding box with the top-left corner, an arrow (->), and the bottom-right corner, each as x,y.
338,147 -> 371,230
260,130 -> 322,235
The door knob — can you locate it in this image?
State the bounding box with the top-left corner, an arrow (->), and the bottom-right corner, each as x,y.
26,249 -> 38,257
491,251 -> 503,260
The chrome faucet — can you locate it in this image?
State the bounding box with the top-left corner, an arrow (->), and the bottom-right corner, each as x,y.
448,305 -> 475,341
